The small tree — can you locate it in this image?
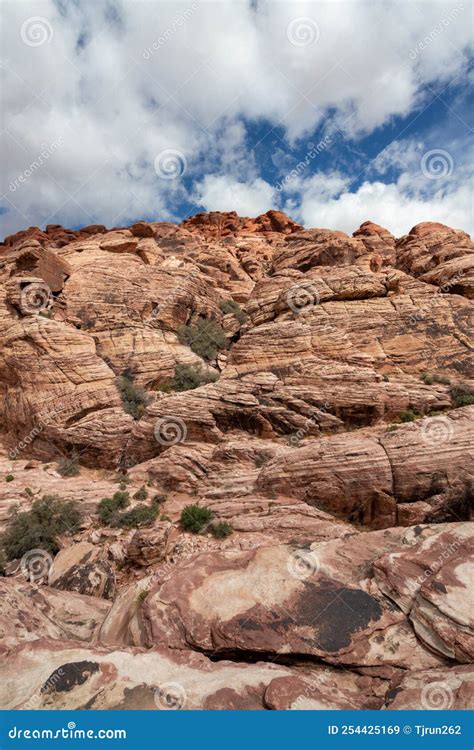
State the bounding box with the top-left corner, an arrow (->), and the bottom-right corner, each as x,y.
116,371 -> 152,419
160,363 -> 218,392
1,495 -> 81,560
180,504 -> 213,533
177,319 -> 228,361
219,300 -> 248,324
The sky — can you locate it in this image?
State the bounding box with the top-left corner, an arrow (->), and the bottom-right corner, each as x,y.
1,0 -> 473,240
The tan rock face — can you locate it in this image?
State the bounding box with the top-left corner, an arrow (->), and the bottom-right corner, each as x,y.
0,211 -> 473,710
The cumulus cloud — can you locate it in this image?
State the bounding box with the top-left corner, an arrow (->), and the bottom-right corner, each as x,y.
293,178 -> 473,237
0,0 -> 472,236
193,174 -> 276,216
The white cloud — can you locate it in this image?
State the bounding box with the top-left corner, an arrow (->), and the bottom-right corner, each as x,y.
0,0 -> 473,236
193,174 -> 276,216
293,176 -> 473,237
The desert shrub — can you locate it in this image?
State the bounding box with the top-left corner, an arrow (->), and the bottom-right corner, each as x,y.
180,504 -> 213,533
1,495 -> 81,561
57,454 -> 80,478
116,372 -> 152,420
115,504 -> 158,528
177,319 -> 228,361
432,374 -> 451,385
450,386 -> 474,407
133,486 -> 148,501
98,491 -> 130,525
115,472 -> 130,485
399,410 -> 417,423
219,299 -> 248,323
421,373 -> 434,385
161,363 -> 218,392
382,374 -> 390,382
209,521 -> 233,539
5,474 -> 14,482
386,424 -> 399,432
453,394 -> 474,407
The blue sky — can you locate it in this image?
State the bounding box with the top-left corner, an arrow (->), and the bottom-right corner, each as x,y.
1,0 -> 473,238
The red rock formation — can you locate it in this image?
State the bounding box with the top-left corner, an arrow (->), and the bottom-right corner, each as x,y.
0,211 -> 472,711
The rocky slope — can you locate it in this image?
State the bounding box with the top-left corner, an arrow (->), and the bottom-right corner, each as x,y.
0,211 -> 472,711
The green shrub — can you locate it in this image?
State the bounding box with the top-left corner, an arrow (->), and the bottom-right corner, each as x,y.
382,374 -> 390,382
1,495 -> 81,561
57,454 -> 80,478
116,372 -> 152,420
98,491 -> 130,525
454,394 -> 474,407
133,486 -> 148,501
209,521 -> 233,539
137,589 -> 150,603
451,386 -> 474,407
399,410 -> 417,423
177,319 -> 228,361
115,503 -> 158,528
386,424 -> 399,432
160,514 -> 171,522
5,474 -> 14,482
421,373 -> 433,385
432,374 -> 451,385
160,363 -> 218,392
219,300 -> 248,324
180,504 -> 213,533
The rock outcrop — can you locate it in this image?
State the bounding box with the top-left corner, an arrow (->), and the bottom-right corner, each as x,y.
0,212 -> 473,711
